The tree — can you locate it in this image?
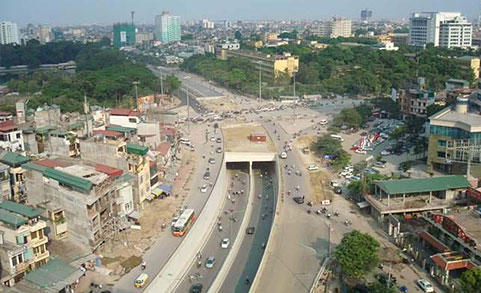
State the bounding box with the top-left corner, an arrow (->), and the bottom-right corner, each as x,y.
314,134 -> 342,156
427,103 -> 448,116
165,75 -> 181,96
460,268 -> 481,293
335,230 -> 380,280
390,126 -> 406,140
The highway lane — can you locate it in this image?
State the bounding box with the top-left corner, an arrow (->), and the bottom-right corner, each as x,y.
112,122 -> 223,293
219,163 -> 275,293
175,167 -> 250,292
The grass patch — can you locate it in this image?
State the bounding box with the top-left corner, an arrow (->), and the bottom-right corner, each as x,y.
120,255 -> 143,273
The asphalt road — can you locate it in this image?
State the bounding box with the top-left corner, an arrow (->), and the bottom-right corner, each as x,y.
219,163 -> 275,293
175,168 -> 250,292
112,122 -> 223,293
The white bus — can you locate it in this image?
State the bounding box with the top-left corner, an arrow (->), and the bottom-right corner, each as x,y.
172,209 -> 195,237
330,134 -> 344,142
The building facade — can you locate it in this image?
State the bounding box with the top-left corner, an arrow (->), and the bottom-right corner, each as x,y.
409,12 -> 472,48
113,23 -> 136,49
0,21 -> 19,45
330,17 -> 352,38
155,11 -> 181,43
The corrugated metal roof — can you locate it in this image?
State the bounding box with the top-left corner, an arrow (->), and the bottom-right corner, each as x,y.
0,151 -> 30,167
106,125 -> 136,134
43,168 -> 93,191
23,162 -> 49,173
377,175 -> 470,195
0,200 -> 43,219
24,259 -> 80,288
126,143 -> 149,156
0,209 -> 27,228
95,164 -> 123,177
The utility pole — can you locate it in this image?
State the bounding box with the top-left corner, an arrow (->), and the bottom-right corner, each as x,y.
133,81 -> 139,109
258,61 -> 262,102
293,70 -> 297,98
187,90 -> 190,134
327,222 -> 331,257
160,73 -> 164,95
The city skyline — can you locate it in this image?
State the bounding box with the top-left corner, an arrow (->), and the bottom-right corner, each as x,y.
1,0 -> 480,26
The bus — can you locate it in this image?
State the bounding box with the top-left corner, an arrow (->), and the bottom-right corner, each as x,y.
172,209 -> 195,237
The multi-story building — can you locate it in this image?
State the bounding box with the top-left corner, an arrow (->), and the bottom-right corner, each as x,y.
427,97 -> 481,177
398,78 -> 436,118
24,161 -> 134,251
217,40 -> 240,51
154,11 -> 180,43
455,56 -> 480,80
113,23 -> 136,49
0,120 -> 24,152
36,25 -> 52,44
108,108 -> 143,129
0,21 -> 20,45
218,49 -> 299,79
80,139 -> 150,211
409,12 -> 472,48
361,9 -> 373,22
0,163 -> 11,201
329,17 -> 352,38
0,151 -> 30,203
0,200 -> 49,287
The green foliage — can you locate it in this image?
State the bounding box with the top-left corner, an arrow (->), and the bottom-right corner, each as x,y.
427,103 -> 448,116
165,75 -> 181,96
371,98 -> 401,119
399,161 -> 412,172
278,31 -> 298,39
390,126 -> 406,140
333,108 -> 363,129
314,134 -> 351,170
181,34 -> 193,41
335,230 -> 380,280
460,268 -> 481,293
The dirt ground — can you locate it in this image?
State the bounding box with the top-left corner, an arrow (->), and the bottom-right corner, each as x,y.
199,96 -> 239,112
222,123 -> 276,153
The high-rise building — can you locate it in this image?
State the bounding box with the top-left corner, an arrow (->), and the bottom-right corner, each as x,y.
409,12 -> 472,48
37,25 -> 52,43
330,17 -> 352,38
202,19 -> 215,29
113,23 -> 136,48
155,11 -> 181,43
0,21 -> 20,45
361,9 -> 373,22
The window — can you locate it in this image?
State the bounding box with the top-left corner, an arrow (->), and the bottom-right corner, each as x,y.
438,140 -> 446,147
437,151 -> 446,158
17,254 -> 22,263
11,256 -> 17,267
16,133 -> 21,139
128,118 -> 137,123
31,231 -> 37,239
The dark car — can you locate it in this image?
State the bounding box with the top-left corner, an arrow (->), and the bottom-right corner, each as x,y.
203,171 -> 210,180
190,283 -> 203,293
334,186 -> 342,194
293,196 -> 305,204
246,227 -> 255,234
216,138 -> 222,143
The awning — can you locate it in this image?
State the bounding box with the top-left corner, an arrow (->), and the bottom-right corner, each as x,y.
151,187 -> 163,197
159,184 -> 172,194
128,211 -> 140,221
357,201 -> 370,209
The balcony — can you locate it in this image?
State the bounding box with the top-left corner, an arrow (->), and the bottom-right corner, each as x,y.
34,250 -> 49,262
55,221 -> 67,235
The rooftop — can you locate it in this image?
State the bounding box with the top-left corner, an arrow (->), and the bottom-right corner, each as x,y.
377,175 -> 470,195
43,168 -> 93,192
24,259 -> 82,291
0,201 -> 43,219
0,120 -> 18,132
95,163 -> 123,177
0,209 -> 27,229
0,151 -> 30,167
126,143 -> 149,156
429,107 -> 481,131
57,165 -> 109,186
156,142 -> 171,156
110,108 -> 142,117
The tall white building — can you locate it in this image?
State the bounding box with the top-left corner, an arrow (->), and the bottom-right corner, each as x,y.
409,12 -> 472,48
154,11 -> 181,43
330,17 -> 352,38
0,21 -> 20,45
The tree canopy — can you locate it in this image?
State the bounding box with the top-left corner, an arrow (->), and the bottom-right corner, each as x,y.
460,268 -> 481,293
314,134 -> 351,170
335,230 -> 380,280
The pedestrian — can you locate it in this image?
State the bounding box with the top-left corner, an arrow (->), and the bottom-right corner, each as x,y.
245,278 -> 250,285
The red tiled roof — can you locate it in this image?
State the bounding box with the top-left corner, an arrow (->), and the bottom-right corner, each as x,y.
0,120 -> 17,132
157,142 -> 171,156
418,232 -> 450,252
431,254 -> 475,271
95,164 -> 123,177
0,111 -> 12,116
35,159 -> 71,168
92,129 -> 123,138
110,108 -> 141,117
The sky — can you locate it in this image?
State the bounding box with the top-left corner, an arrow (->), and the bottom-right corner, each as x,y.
1,0 -> 480,26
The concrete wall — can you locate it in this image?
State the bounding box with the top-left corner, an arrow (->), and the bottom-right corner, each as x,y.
34,108 -> 61,128
47,136 -> 70,157
224,152 -> 276,163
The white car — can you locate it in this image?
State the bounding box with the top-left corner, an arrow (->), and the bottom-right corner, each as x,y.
307,164 -> 319,171
200,184 -> 208,193
416,279 -> 434,292
355,149 -> 367,154
221,238 -> 230,249
279,152 -> 288,159
319,119 -> 328,125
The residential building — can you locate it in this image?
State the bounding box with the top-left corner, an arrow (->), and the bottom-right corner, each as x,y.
0,111 -> 13,122
409,12 -> 472,48
135,32 -> 154,44
0,163 -> 11,201
0,120 -> 24,152
202,19 -> 215,29
455,56 -> 480,80
391,33 -> 409,46
113,23 -> 136,49
0,151 -> 30,203
33,105 -> 61,129
361,9 -> 373,22
372,41 -> 399,51
24,161 -> 134,251
36,25 -> 52,44
0,21 -> 19,45
398,78 -> 436,118
80,139 -> 150,211
0,201 -> 49,287
154,11 -> 181,43
108,108 -> 143,129
329,17 -> 352,38
427,97 -> 481,177
218,50 -> 299,79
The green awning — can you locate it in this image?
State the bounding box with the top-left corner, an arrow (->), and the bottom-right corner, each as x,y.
106,125 -> 136,135
377,175 -> 470,195
0,151 -> 30,167
43,168 -> 93,191
0,200 -> 43,219
0,209 -> 27,228
126,143 -> 149,156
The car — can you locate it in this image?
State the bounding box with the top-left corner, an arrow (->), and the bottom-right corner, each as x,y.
190,283 -> 203,293
216,147 -> 222,153
208,158 -> 216,164
209,136 -> 216,142
221,238 -> 230,249
134,273 -> 149,288
295,170 -> 302,176
216,138 -> 222,143
373,161 -> 386,168
293,196 -> 305,204
200,184 -> 208,193
205,256 -> 216,269
319,119 -> 328,125
334,186 -> 342,194
307,164 -> 319,171
203,171 -> 210,180
279,152 -> 288,159
246,227 -> 255,234
355,149 -> 367,154
416,279 -> 434,292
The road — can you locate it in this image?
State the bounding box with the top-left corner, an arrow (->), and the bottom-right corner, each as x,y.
175,167 -> 250,292
219,163 -> 275,293
112,122 -> 223,293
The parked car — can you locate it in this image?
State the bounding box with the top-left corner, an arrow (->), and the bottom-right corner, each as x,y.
190,283 -> 203,293
208,158 -> 216,164
279,152 -> 288,159
216,147 -> 222,153
416,279 -> 434,292
216,137 -> 222,143
203,171 -> 211,180
134,273 -> 149,288
246,227 -> 255,234
200,184 -> 208,193
373,161 -> 386,168
293,196 -> 305,204
205,256 -> 216,269
221,238 -> 230,249
307,164 -> 319,171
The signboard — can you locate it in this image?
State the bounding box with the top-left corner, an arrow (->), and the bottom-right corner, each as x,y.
120,31 -> 127,43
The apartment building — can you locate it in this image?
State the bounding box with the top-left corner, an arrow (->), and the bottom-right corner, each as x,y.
455,56 -> 480,80
155,11 -> 181,43
218,49 -> 299,79
108,108 -> 143,129
0,21 -> 20,45
0,120 -> 24,152
24,161 -> 134,251
0,201 -> 49,287
0,151 -> 30,203
398,79 -> 436,118
330,17 -> 352,38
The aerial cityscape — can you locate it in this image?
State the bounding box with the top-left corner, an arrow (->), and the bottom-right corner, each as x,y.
2,1 -> 481,292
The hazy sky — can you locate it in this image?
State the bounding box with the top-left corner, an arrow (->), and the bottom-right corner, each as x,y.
1,0 -> 480,26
